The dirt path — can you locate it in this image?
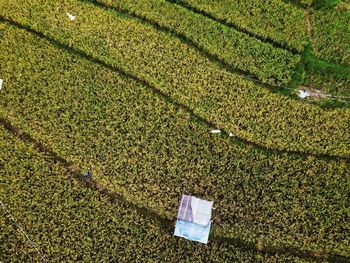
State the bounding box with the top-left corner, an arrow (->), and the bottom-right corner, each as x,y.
304,9 -> 313,36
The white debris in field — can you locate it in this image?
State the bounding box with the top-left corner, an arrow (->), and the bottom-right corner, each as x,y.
66,12 -> 76,21
229,132 -> 234,137
298,89 -> 310,99
0,79 -> 3,90
209,130 -> 221,134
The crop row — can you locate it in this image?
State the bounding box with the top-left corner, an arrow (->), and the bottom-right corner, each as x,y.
303,69 -> 350,98
306,55 -> 350,80
83,0 -> 301,87
112,0 -> 350,82
305,56 -> 350,98
9,0 -> 302,87
1,0 -> 350,157
91,0 -> 350,99
288,0 -> 341,8
289,0 -> 314,7
300,43 -> 350,99
311,5 -> 350,66
2,126 -> 283,262
1,24 -> 349,257
168,0 -> 308,52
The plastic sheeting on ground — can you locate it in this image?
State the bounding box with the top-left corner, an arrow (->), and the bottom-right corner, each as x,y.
174,195 -> 213,244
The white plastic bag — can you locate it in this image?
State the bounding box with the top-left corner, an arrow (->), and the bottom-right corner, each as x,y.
66,12 -> 76,21
298,90 -> 310,99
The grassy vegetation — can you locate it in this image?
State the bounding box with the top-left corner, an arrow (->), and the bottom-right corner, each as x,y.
169,0 -> 308,51
174,0 -> 350,98
294,1 -> 350,98
291,0 -> 342,8
312,5 -> 350,65
1,0 -> 349,261
2,126 -> 276,262
0,0 -> 350,157
81,0 -> 302,86
299,42 -> 350,98
314,0 -> 342,8
1,24 -> 350,259
304,71 -> 350,97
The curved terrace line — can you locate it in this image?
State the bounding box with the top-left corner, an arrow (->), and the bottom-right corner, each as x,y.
1,118 -> 349,263
82,0 -> 350,106
168,0 -> 350,71
79,0 -> 283,88
165,0 -> 301,54
0,17 -> 349,161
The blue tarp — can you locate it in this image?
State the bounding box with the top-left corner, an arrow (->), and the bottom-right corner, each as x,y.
174,220 -> 212,244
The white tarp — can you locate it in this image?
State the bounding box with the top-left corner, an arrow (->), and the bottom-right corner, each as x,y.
209,130 -> 221,134
0,79 -> 3,90
174,195 -> 213,244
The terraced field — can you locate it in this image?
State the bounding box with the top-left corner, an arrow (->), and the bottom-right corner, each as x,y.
1,0 -> 349,262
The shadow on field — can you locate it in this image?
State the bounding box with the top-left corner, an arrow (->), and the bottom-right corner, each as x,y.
1,117 -> 349,262
164,0 -> 300,53
79,0 -> 282,88
0,17 -> 348,163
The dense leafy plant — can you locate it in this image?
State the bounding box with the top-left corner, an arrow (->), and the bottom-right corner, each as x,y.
0,0 -> 349,157
312,6 -> 350,65
81,0 -> 301,86
314,0 -> 341,9
169,0 -> 308,51
1,24 -> 350,258
300,0 -> 314,6
1,127 -> 268,262
1,0 -> 350,260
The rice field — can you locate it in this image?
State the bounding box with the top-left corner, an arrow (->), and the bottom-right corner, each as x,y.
0,0 -> 349,262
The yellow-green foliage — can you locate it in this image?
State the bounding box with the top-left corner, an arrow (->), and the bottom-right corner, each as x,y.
1,25 -> 349,258
300,0 -> 314,6
312,6 -> 350,65
0,0 -> 349,157
0,127 -> 262,262
88,0 -> 301,86
304,70 -> 350,97
170,0 -> 308,51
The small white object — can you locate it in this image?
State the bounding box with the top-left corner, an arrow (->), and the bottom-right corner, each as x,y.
0,79 -> 3,90
229,132 -> 234,137
209,130 -> 221,134
298,90 -> 310,99
66,12 -> 76,21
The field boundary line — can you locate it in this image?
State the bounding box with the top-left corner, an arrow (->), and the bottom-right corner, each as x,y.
83,0 -> 350,102
165,0 -> 301,54
0,117 -> 172,229
79,0 -> 283,88
1,118 -> 350,262
0,17 -> 349,161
